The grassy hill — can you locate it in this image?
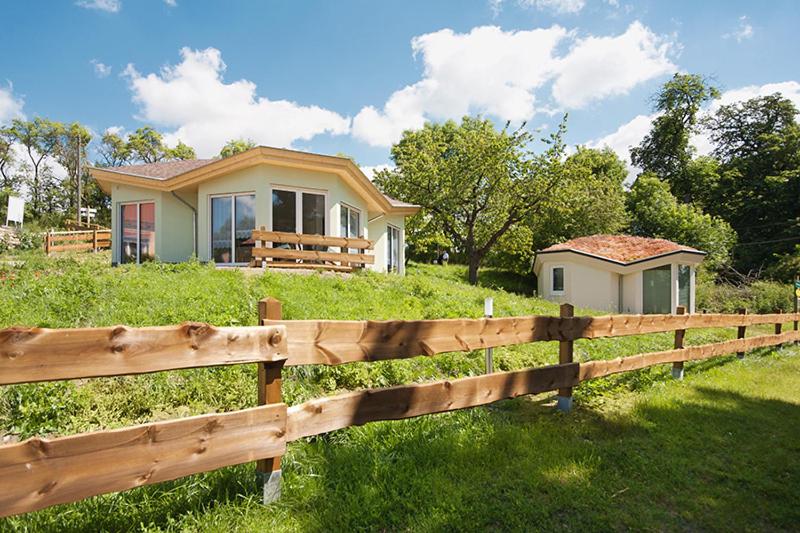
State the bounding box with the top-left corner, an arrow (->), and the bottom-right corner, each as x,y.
1,254 -> 798,531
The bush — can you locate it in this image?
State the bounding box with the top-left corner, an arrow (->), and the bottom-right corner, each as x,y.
697,278 -> 794,314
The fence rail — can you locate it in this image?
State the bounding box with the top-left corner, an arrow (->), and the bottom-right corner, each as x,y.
44,229 -> 111,254
250,228 -> 374,271
0,303 -> 798,518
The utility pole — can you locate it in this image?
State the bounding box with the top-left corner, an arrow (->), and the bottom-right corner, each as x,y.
77,135 -> 82,225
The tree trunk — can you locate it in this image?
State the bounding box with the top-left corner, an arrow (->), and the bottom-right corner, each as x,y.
468,255 -> 480,285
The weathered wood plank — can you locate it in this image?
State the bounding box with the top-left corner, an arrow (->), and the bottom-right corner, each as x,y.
269,313 -> 800,365
264,262 -> 354,272
579,330 -> 800,381
0,323 -> 288,384
0,404 -> 287,517
251,230 -> 373,250
50,242 -> 111,252
251,247 -> 375,265
49,232 -> 111,242
286,362 -> 580,440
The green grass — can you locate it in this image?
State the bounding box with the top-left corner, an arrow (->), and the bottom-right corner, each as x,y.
1,253 -> 798,531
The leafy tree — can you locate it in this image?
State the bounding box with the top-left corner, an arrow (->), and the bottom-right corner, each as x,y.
54,122 -> 92,216
703,94 -> 800,272
631,73 -> 720,203
0,127 -> 17,189
627,173 -> 736,270
374,116 -> 567,284
167,141 -> 196,161
7,118 -> 65,217
126,126 -> 167,164
220,139 -> 256,158
96,127 -> 196,166
96,131 -> 132,167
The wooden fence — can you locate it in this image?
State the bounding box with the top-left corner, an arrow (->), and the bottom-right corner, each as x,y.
44,229 -> 111,255
250,228 -> 374,272
0,302 -> 798,517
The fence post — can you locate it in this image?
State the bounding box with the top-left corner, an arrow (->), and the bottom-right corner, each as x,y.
671,305 -> 686,379
257,297 -> 284,504
92,229 -> 98,252
556,303 -> 574,413
775,309 -> 783,348
794,275 -> 799,344
484,297 -> 494,374
736,308 -> 747,359
45,231 -> 51,256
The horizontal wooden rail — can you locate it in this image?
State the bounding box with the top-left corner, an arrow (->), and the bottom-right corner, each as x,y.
286,362 -> 580,440
0,323 -> 288,384
251,229 -> 373,250
267,313 -> 800,366
252,247 -> 374,265
579,330 -> 800,381
48,232 -> 111,242
0,404 -> 287,517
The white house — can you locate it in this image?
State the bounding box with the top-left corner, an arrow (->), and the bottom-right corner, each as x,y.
533,235 -> 706,314
89,146 -> 419,274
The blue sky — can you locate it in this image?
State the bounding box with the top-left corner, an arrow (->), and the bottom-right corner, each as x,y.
1,0 -> 798,176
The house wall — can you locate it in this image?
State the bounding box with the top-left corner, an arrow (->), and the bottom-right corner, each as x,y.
110,184 -> 196,264
369,213 -> 406,275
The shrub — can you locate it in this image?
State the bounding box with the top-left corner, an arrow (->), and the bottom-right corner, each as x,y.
697,278 -> 794,314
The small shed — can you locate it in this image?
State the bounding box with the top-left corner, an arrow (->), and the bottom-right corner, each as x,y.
533,235 -> 706,314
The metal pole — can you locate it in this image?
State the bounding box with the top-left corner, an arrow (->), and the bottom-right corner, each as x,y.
484,297 -> 493,374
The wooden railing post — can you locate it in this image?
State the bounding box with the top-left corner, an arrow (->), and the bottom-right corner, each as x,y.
774,309 -> 783,348
45,231 -> 51,255
671,305 -> 686,379
257,297 -> 284,504
736,308 -> 747,359
92,229 -> 98,252
556,303 -> 574,413
484,297 -> 494,374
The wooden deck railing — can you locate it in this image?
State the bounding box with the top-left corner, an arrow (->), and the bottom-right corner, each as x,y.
249,228 -> 374,272
1,303 -> 798,517
44,229 -> 111,255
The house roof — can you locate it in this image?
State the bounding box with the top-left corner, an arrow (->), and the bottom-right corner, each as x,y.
537,234 -> 706,264
89,146 -> 420,216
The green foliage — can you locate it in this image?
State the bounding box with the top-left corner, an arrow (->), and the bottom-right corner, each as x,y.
765,245 -> 800,282
374,115 -> 567,284
219,138 -> 257,158
97,126 -> 197,166
627,173 -> 737,270
696,277 -> 794,314
630,73 -> 720,203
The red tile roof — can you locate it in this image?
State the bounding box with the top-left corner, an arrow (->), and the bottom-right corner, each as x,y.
538,234 -> 704,263
101,159 -> 218,180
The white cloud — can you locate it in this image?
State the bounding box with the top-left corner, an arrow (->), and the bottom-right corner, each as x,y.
90,59 -> 112,78
164,0 -> 177,6
0,85 -> 25,124
353,22 -> 676,147
552,22 -> 675,108
520,0 -> 585,14
586,113 -> 654,182
360,164 -> 394,180
122,47 -> 351,157
723,16 -> 754,42
76,0 -> 121,13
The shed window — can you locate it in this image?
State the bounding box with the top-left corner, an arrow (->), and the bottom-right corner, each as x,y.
552,266 -> 564,293
678,264 -> 691,311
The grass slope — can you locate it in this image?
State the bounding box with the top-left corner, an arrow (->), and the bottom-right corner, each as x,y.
1,254 -> 798,531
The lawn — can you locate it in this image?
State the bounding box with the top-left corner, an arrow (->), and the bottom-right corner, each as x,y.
1,253 -> 798,531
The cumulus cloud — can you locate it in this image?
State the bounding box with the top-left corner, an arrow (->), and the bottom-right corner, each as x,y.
360,164 -> 394,180
90,59 -> 112,78
164,0 -> 177,6
723,16 -> 754,42
353,22 -> 676,147
520,0 -> 586,14
122,47 -> 351,157
586,80 -> 800,179
0,85 -> 25,124
75,0 -> 121,13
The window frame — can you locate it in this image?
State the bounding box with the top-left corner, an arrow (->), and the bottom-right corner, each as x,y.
550,265 -> 565,295
387,224 -> 402,274
118,200 -> 156,265
208,191 -> 256,266
340,203 -> 362,254
269,184 -> 329,237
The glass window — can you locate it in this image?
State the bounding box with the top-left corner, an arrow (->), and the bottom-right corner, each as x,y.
340,204 -> 361,253
271,190 -> 296,233
552,267 -> 564,293
678,264 -> 691,311
235,195 -> 256,263
301,193 -> 326,251
387,225 -> 401,273
643,264 -> 672,314
119,202 -> 155,264
211,196 -> 232,263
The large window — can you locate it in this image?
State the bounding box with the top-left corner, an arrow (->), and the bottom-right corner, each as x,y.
120,202 -> 155,264
643,264 -> 672,314
551,266 -> 565,294
271,188 -> 326,249
340,204 -> 361,253
211,193 -> 255,264
387,225 -> 401,273
678,264 -> 691,311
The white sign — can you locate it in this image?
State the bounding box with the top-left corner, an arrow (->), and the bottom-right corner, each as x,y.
6,196 -> 24,226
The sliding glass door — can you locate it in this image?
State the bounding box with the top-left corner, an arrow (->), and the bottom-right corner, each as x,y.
120,202 -> 155,264
340,204 -> 361,253
271,188 -> 326,248
642,264 -> 671,314
387,225 -> 401,273
211,193 -> 255,264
